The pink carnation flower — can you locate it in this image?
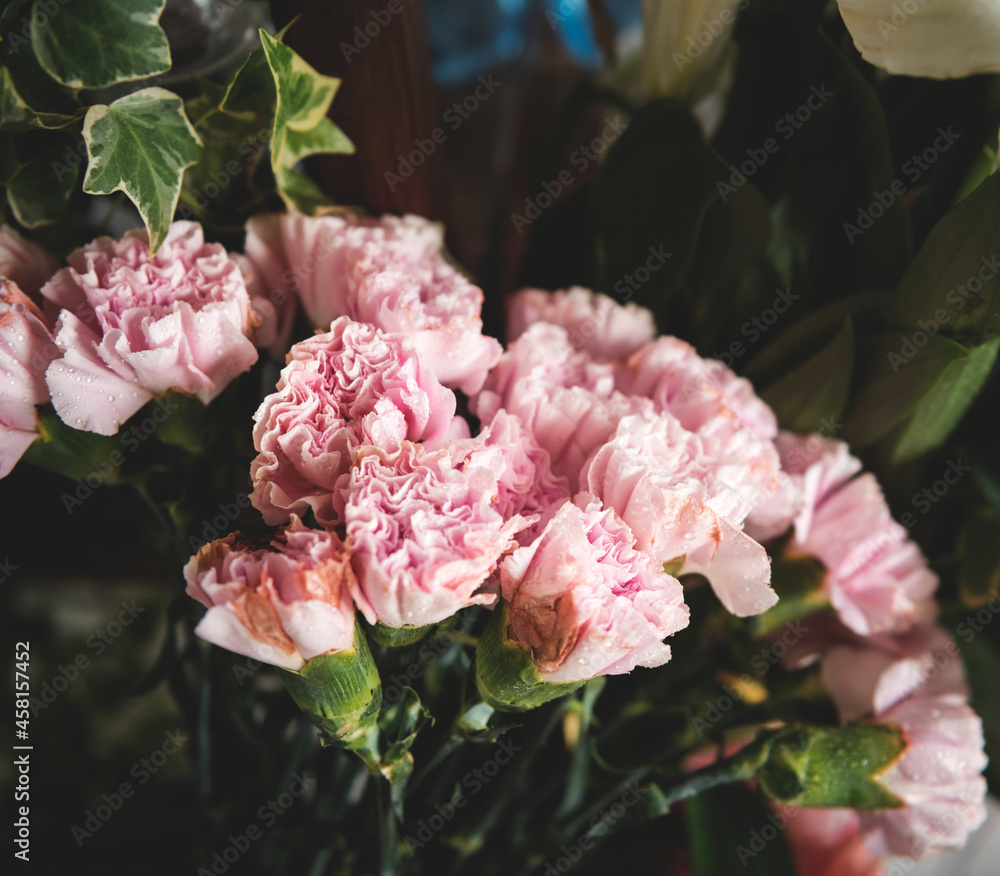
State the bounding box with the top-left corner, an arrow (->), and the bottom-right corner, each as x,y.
500,498 -> 689,683
581,413 -> 777,617
244,211 -> 501,394
436,409 -> 572,545
473,322 -> 652,488
0,225 -> 60,300
821,626 -> 987,860
784,435 -> 938,635
618,336 -> 778,442
505,286 -> 656,360
616,336 -> 796,540
0,280 -> 58,477
344,442 -> 527,629
184,516 -> 357,671
251,317 -> 458,527
41,222 -> 259,435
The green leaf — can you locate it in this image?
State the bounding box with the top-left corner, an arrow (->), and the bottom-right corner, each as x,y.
83,87 -> 202,252
755,725 -> 906,809
4,149 -> 77,228
819,30 -> 911,288
258,28 -> 354,212
889,173 -> 1000,348
687,784 -> 796,876
760,316 -> 853,432
219,38 -> 278,120
959,508 -> 1000,608
0,67 -> 83,132
841,332 -> 969,448
30,0 -> 170,90
884,335 -> 1000,464
21,407 -> 125,481
592,100 -> 729,310
3,145 -> 77,227
273,164 -> 335,214
745,290 -> 888,386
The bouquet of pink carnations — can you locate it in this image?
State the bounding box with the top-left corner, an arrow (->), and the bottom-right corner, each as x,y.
3,2 -> 999,875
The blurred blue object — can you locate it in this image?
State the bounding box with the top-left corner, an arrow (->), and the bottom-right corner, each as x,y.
548,0 -> 642,68
424,0 -> 643,85
425,0 -> 530,86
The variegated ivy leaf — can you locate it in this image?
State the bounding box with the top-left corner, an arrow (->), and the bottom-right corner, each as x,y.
83,87 -> 202,252
31,0 -> 171,90
258,28 -> 354,212
0,67 -> 84,132
4,146 -> 78,227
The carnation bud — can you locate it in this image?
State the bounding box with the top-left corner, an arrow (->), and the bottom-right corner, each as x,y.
475,601 -> 585,712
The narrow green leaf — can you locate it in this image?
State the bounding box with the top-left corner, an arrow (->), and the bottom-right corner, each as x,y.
592,100 -> 727,310
886,335 -> 1000,463
0,67 -> 84,132
31,0 -> 170,90
4,145 -> 77,227
761,316 -> 853,432
745,290 -> 888,386
842,332 -> 968,448
83,87 -> 203,252
889,173 -> 1000,348
819,30 -> 911,287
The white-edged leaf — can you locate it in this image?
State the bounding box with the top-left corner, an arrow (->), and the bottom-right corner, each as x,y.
83,87 -> 202,252
31,0 -> 171,90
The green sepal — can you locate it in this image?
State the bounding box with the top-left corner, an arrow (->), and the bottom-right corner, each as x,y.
475,601 -> 585,712
755,724 -> 907,809
366,620 -> 432,647
277,618 -> 381,754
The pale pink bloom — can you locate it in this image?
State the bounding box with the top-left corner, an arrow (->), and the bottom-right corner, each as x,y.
473,322 -> 653,488
243,211 -> 501,393
437,408 -> 572,544
617,336 -> 794,540
233,253 -> 296,359
862,694 -> 987,859
618,335 -> 778,442
778,432 -> 863,541
251,317 -> 457,527
184,516 -> 357,671
41,222 -> 259,435
821,626 -> 988,860
344,442 -> 527,629
788,446 -> 937,635
0,280 -> 58,477
0,225 -> 60,300
500,498 -> 689,683
505,286 -> 656,360
581,413 -> 777,616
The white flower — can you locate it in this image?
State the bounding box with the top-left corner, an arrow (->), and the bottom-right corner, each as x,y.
838,0 -> 1000,79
